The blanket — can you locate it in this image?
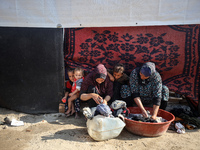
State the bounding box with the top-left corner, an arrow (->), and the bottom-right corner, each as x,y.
64,25 -> 200,110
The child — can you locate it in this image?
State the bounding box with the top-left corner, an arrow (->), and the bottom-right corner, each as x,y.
107,63 -> 129,103
65,67 -> 84,118
62,68 -> 75,104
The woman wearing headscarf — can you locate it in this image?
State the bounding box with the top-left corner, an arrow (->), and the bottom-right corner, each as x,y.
80,64 -> 113,107
121,62 -> 169,120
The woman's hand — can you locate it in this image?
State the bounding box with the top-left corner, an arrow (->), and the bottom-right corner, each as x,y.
134,97 -> 148,118
141,109 -> 149,118
91,93 -> 103,104
151,105 -> 159,120
150,115 -> 157,120
102,99 -> 107,105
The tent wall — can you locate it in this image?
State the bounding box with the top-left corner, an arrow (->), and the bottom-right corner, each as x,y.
0,27 -> 64,114
0,1 -> 200,114
0,0 -> 199,28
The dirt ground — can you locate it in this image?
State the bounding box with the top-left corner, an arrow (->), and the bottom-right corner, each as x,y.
0,107 -> 199,150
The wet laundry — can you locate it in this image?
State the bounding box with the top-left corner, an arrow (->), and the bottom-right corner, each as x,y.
127,113 -> 167,123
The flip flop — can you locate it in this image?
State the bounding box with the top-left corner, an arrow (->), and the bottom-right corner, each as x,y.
65,113 -> 71,118
70,112 -> 75,116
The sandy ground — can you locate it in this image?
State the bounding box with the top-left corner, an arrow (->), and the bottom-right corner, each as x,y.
0,107 -> 200,150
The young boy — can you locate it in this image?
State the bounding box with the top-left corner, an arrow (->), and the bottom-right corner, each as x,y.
62,68 -> 75,104
107,63 -> 129,103
65,67 -> 84,118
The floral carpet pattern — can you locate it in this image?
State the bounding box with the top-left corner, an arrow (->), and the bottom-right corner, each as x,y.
64,25 -> 200,109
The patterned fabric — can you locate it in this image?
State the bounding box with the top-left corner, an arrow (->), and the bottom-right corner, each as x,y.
120,83 -> 169,105
64,25 -> 200,109
120,85 -> 131,99
162,85 -> 169,101
131,64 -> 163,106
65,98 -> 80,112
74,98 -> 80,112
130,64 -> 162,98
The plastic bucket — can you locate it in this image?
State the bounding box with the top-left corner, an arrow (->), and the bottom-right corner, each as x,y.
125,107 -> 175,137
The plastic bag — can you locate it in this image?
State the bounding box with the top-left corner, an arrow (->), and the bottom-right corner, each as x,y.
86,115 -> 125,141
110,100 -> 127,110
175,122 -> 185,134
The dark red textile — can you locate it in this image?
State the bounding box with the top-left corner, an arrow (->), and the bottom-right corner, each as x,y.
66,80 -> 72,93
64,25 -> 200,109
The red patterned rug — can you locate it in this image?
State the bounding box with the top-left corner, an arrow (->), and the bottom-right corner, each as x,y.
64,25 -> 200,110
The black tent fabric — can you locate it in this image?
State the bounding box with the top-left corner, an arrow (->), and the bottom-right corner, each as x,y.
0,27 -> 64,114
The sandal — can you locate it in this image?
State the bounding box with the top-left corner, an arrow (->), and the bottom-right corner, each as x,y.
70,111 -> 75,116
65,113 -> 71,118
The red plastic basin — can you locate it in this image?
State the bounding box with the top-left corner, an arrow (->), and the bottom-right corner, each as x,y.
125,107 -> 175,137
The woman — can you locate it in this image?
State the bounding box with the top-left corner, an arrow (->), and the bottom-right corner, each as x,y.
121,62 -> 169,120
80,64 -> 113,107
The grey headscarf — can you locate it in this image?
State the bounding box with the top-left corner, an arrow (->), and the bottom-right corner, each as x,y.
140,62 -> 156,77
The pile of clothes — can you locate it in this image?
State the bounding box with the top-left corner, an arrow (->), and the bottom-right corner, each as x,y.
83,100 -> 167,123
127,113 -> 166,123
169,107 -> 200,131
83,103 -> 113,119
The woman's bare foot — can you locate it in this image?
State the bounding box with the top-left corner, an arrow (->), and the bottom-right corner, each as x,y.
65,113 -> 71,118
75,112 -> 80,119
70,110 -> 75,116
65,110 -> 71,115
